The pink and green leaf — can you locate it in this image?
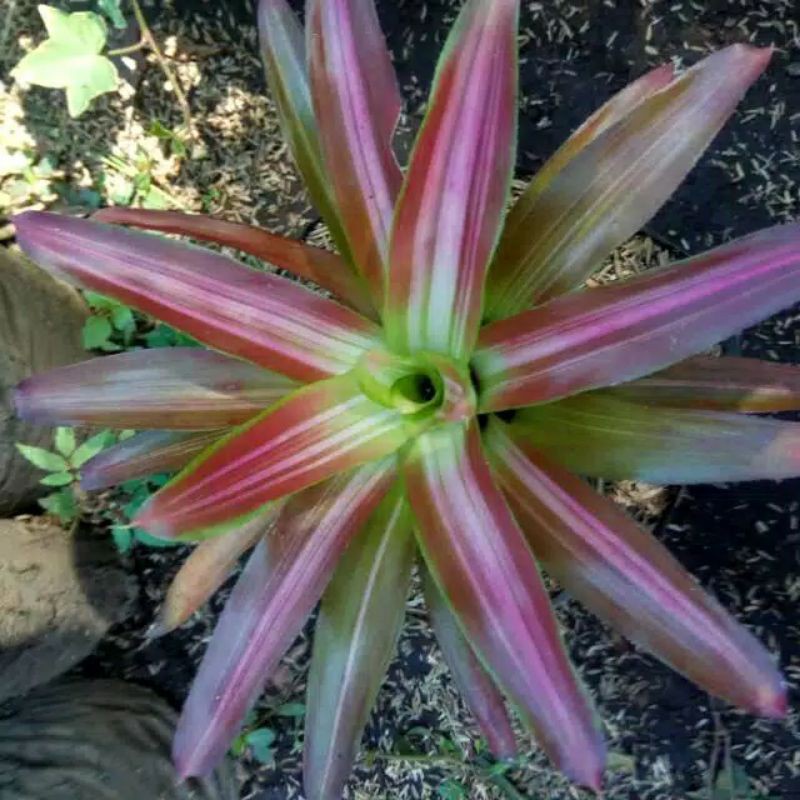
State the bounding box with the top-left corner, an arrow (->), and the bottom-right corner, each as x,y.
404,422 -> 604,788
474,221 -> 800,412
486,419 -> 786,717
484,45 -> 772,318
307,0 -> 403,302
92,207 -> 375,317
133,373 -> 411,539
606,355 -> 800,412
14,212 -> 379,383
151,505 -> 281,637
80,430 -> 223,491
14,348 -> 294,430
506,393 -> 800,485
422,566 -> 517,760
519,64 -> 674,194
384,0 -> 519,360
173,460 -> 396,778
256,0 -> 355,265
304,485 -> 415,800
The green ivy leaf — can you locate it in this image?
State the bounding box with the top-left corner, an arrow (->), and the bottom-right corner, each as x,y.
16,443 -> 69,472
244,728 -> 276,764
40,471 -> 75,487
12,7 -> 119,117
83,314 -> 114,349
54,427 -> 76,457
72,429 -> 116,468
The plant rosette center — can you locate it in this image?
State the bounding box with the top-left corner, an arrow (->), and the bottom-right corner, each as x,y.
354,348 -> 476,426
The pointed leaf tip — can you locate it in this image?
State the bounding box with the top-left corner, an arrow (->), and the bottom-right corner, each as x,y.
485,43 -> 772,316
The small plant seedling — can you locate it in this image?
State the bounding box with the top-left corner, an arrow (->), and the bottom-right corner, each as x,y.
16,427 -> 115,524
12,6 -> 119,117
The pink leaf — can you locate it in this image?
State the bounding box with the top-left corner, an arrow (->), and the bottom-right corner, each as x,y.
257,0 -> 355,265
485,45 -> 771,318
422,565 -> 517,759
505,393 -> 800,485
14,212 -> 379,382
173,459 -> 395,777
152,506 -> 281,637
607,355 -> 800,412
133,373 -> 411,539
307,0 -> 403,302
405,422 -> 604,788
384,0 -> 519,360
475,222 -> 800,411
80,430 -> 222,491
304,485 -> 415,800
93,207 -> 375,317
15,348 -> 294,429
486,419 -> 786,717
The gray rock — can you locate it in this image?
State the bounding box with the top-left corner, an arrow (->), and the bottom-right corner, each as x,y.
0,679 -> 238,799
0,247 -> 88,515
0,519 -> 134,702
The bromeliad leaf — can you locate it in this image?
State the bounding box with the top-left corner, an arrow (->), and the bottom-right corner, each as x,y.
475,222 -> 800,411
486,419 -> 786,716
405,422 -> 605,788
484,45 -> 771,317
92,207 -> 376,318
12,6 -> 118,117
304,486 -> 415,800
506,393 -> 800,485
307,0 -> 403,302
14,212 -> 380,382
80,430 -> 222,490
172,460 -> 396,778
257,0 -> 356,267
133,374 -> 413,539
384,0 -> 519,360
422,566 -> 517,760
15,349 -> 295,430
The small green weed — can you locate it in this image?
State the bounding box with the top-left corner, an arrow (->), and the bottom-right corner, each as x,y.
231,712 -> 278,766
16,427 -> 115,524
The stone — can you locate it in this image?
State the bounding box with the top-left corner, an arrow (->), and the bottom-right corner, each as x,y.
0,678 -> 238,799
0,518 -> 134,702
0,247 -> 88,515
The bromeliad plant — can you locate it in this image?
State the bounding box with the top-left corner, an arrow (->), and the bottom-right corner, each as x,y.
12,0 -> 800,793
